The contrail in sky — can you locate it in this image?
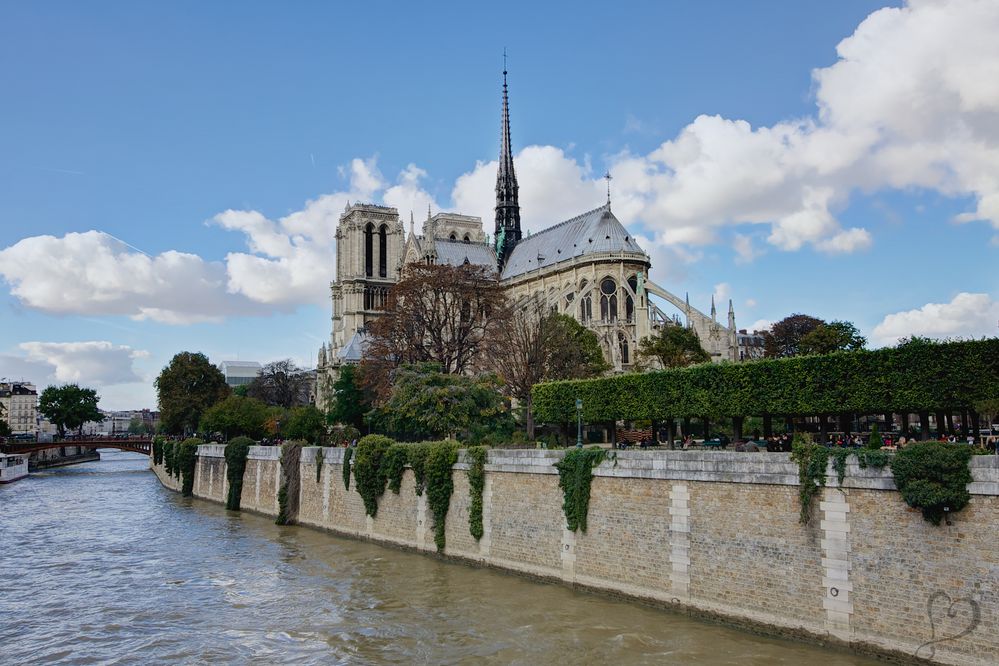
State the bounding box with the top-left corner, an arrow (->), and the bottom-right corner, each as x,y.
100,231 -> 151,258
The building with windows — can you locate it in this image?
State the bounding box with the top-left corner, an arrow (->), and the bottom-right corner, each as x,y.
0,381 -> 38,436
316,70 -> 738,407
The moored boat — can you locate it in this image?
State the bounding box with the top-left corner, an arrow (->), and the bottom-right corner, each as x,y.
0,452 -> 29,483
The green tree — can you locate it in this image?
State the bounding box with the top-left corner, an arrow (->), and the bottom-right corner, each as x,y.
284,405 -> 327,444
763,314 -> 825,358
0,412 -> 11,437
155,352 -> 230,435
38,384 -> 103,437
636,324 -> 711,369
327,364 -> 369,430
199,395 -> 269,440
246,359 -> 310,408
377,363 -> 509,440
800,320 -> 866,355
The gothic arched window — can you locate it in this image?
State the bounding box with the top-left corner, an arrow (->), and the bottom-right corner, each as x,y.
378,224 -> 388,278
626,294 -> 634,321
364,223 -> 374,277
619,333 -> 630,365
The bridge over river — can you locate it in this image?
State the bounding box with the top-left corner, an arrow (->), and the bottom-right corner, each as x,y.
0,436 -> 152,456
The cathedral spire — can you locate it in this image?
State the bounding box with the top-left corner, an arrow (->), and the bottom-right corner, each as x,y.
494,57 -> 521,270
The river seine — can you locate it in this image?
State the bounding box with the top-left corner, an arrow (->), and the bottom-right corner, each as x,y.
0,451 -> 882,665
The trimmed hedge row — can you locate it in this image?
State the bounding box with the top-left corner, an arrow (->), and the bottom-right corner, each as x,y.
532,338 -> 999,423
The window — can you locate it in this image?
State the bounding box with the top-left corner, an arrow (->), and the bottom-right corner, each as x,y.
450,233 -> 457,241
378,225 -> 388,278
619,333 -> 630,365
580,294 -> 592,322
600,278 -> 616,295
364,223 -> 374,277
463,234 -> 470,243
626,294 -> 634,321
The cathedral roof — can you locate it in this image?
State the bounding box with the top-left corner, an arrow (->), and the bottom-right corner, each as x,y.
336,330 -> 368,363
499,204 -> 647,280
433,240 -> 497,269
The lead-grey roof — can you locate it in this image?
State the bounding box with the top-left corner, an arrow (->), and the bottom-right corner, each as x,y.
336,330 -> 368,363
500,204 -> 647,280
434,240 -> 497,269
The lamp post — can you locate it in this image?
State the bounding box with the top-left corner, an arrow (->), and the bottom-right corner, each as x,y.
575,398 -> 583,449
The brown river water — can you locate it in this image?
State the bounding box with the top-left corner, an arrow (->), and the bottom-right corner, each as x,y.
0,450 -> 884,665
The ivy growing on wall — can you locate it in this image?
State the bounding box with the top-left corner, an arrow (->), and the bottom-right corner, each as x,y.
163,440 -> 175,476
425,441 -> 459,551
224,436 -> 253,511
342,446 -> 353,491
276,441 -> 303,525
383,444 -> 410,494
891,441 -> 972,524
792,438 -> 894,523
466,446 -> 488,541
315,447 -> 324,484
408,443 -> 432,496
353,435 -> 394,517
177,438 -> 202,497
553,447 -> 606,533
152,436 -> 165,465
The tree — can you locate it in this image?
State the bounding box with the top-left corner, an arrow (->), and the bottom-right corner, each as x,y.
155,352 -> 230,435
486,297 -> 607,438
762,314 -> 825,358
127,417 -> 153,435
246,359 -> 311,408
38,384 -> 103,437
284,405 -> 327,444
375,363 -> 509,440
799,320 -> 866,355
636,324 -> 711,369
327,364 -> 370,430
199,395 -> 269,440
363,263 -> 507,399
0,407 -> 11,437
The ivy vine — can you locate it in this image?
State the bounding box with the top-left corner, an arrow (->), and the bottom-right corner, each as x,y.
315,447 -> 325,484
891,441 -> 972,524
163,440 -> 175,476
224,436 -> 253,510
408,443 -> 431,496
553,447 -> 606,533
792,438 -> 893,523
152,436 -> 165,465
425,441 -> 459,551
276,441 -> 302,525
466,446 -> 488,541
383,444 -> 410,494
177,438 -> 202,496
353,435 -> 393,517
342,446 -> 353,491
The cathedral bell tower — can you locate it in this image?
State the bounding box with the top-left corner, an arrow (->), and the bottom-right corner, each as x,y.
494,64 -> 521,271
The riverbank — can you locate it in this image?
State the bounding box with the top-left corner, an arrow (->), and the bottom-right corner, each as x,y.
29,449 -> 100,471
152,446 -> 999,666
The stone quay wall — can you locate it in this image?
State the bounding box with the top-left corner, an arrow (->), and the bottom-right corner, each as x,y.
151,448 -> 999,666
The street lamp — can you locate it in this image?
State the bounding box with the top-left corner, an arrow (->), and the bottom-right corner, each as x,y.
575,398 -> 583,449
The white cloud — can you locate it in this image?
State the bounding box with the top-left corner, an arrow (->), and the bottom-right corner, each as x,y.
733,234 -> 762,264
13,341 -> 148,385
0,231 -> 265,324
712,282 -> 732,308
748,319 -> 774,333
745,298 -> 758,308
872,292 -> 999,345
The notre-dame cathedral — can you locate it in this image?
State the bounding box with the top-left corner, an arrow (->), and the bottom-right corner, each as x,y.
316,69 -> 737,408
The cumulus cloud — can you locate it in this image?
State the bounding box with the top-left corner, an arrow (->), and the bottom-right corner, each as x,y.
0,231 -> 266,324
10,341 -> 148,385
871,292 -> 999,345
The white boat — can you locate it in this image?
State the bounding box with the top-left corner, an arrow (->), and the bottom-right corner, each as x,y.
0,452 -> 29,484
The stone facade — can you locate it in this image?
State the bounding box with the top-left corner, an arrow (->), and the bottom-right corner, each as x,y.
152,448 -> 999,666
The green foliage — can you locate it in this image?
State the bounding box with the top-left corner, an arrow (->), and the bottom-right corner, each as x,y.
378,364 -> 510,440
790,436 -> 828,524
327,364 -> 369,429
284,405 -> 327,444
353,435 -> 394,517
867,423 -> 884,449
199,395 -> 269,441
407,442 -> 434,496
163,440 -> 176,476
533,338 -> 999,425
553,447 -> 606,533
547,314 -> 611,377
152,435 -> 166,465
466,446 -> 488,541
342,446 -> 353,491
38,384 -> 103,437
891,441 -> 973,525
425,441 -> 459,551
0,417 -> 10,438
224,436 -> 253,510
800,321 -> 866,355
315,447 -> 325,484
636,325 -> 710,369
329,425 -> 361,447
276,441 -> 303,525
856,448 -> 890,469
383,444 -> 410,494
763,314 -> 825,358
155,351 -> 229,435
176,438 -> 203,497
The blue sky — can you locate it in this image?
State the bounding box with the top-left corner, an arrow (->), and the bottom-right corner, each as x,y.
2,0 -> 998,410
